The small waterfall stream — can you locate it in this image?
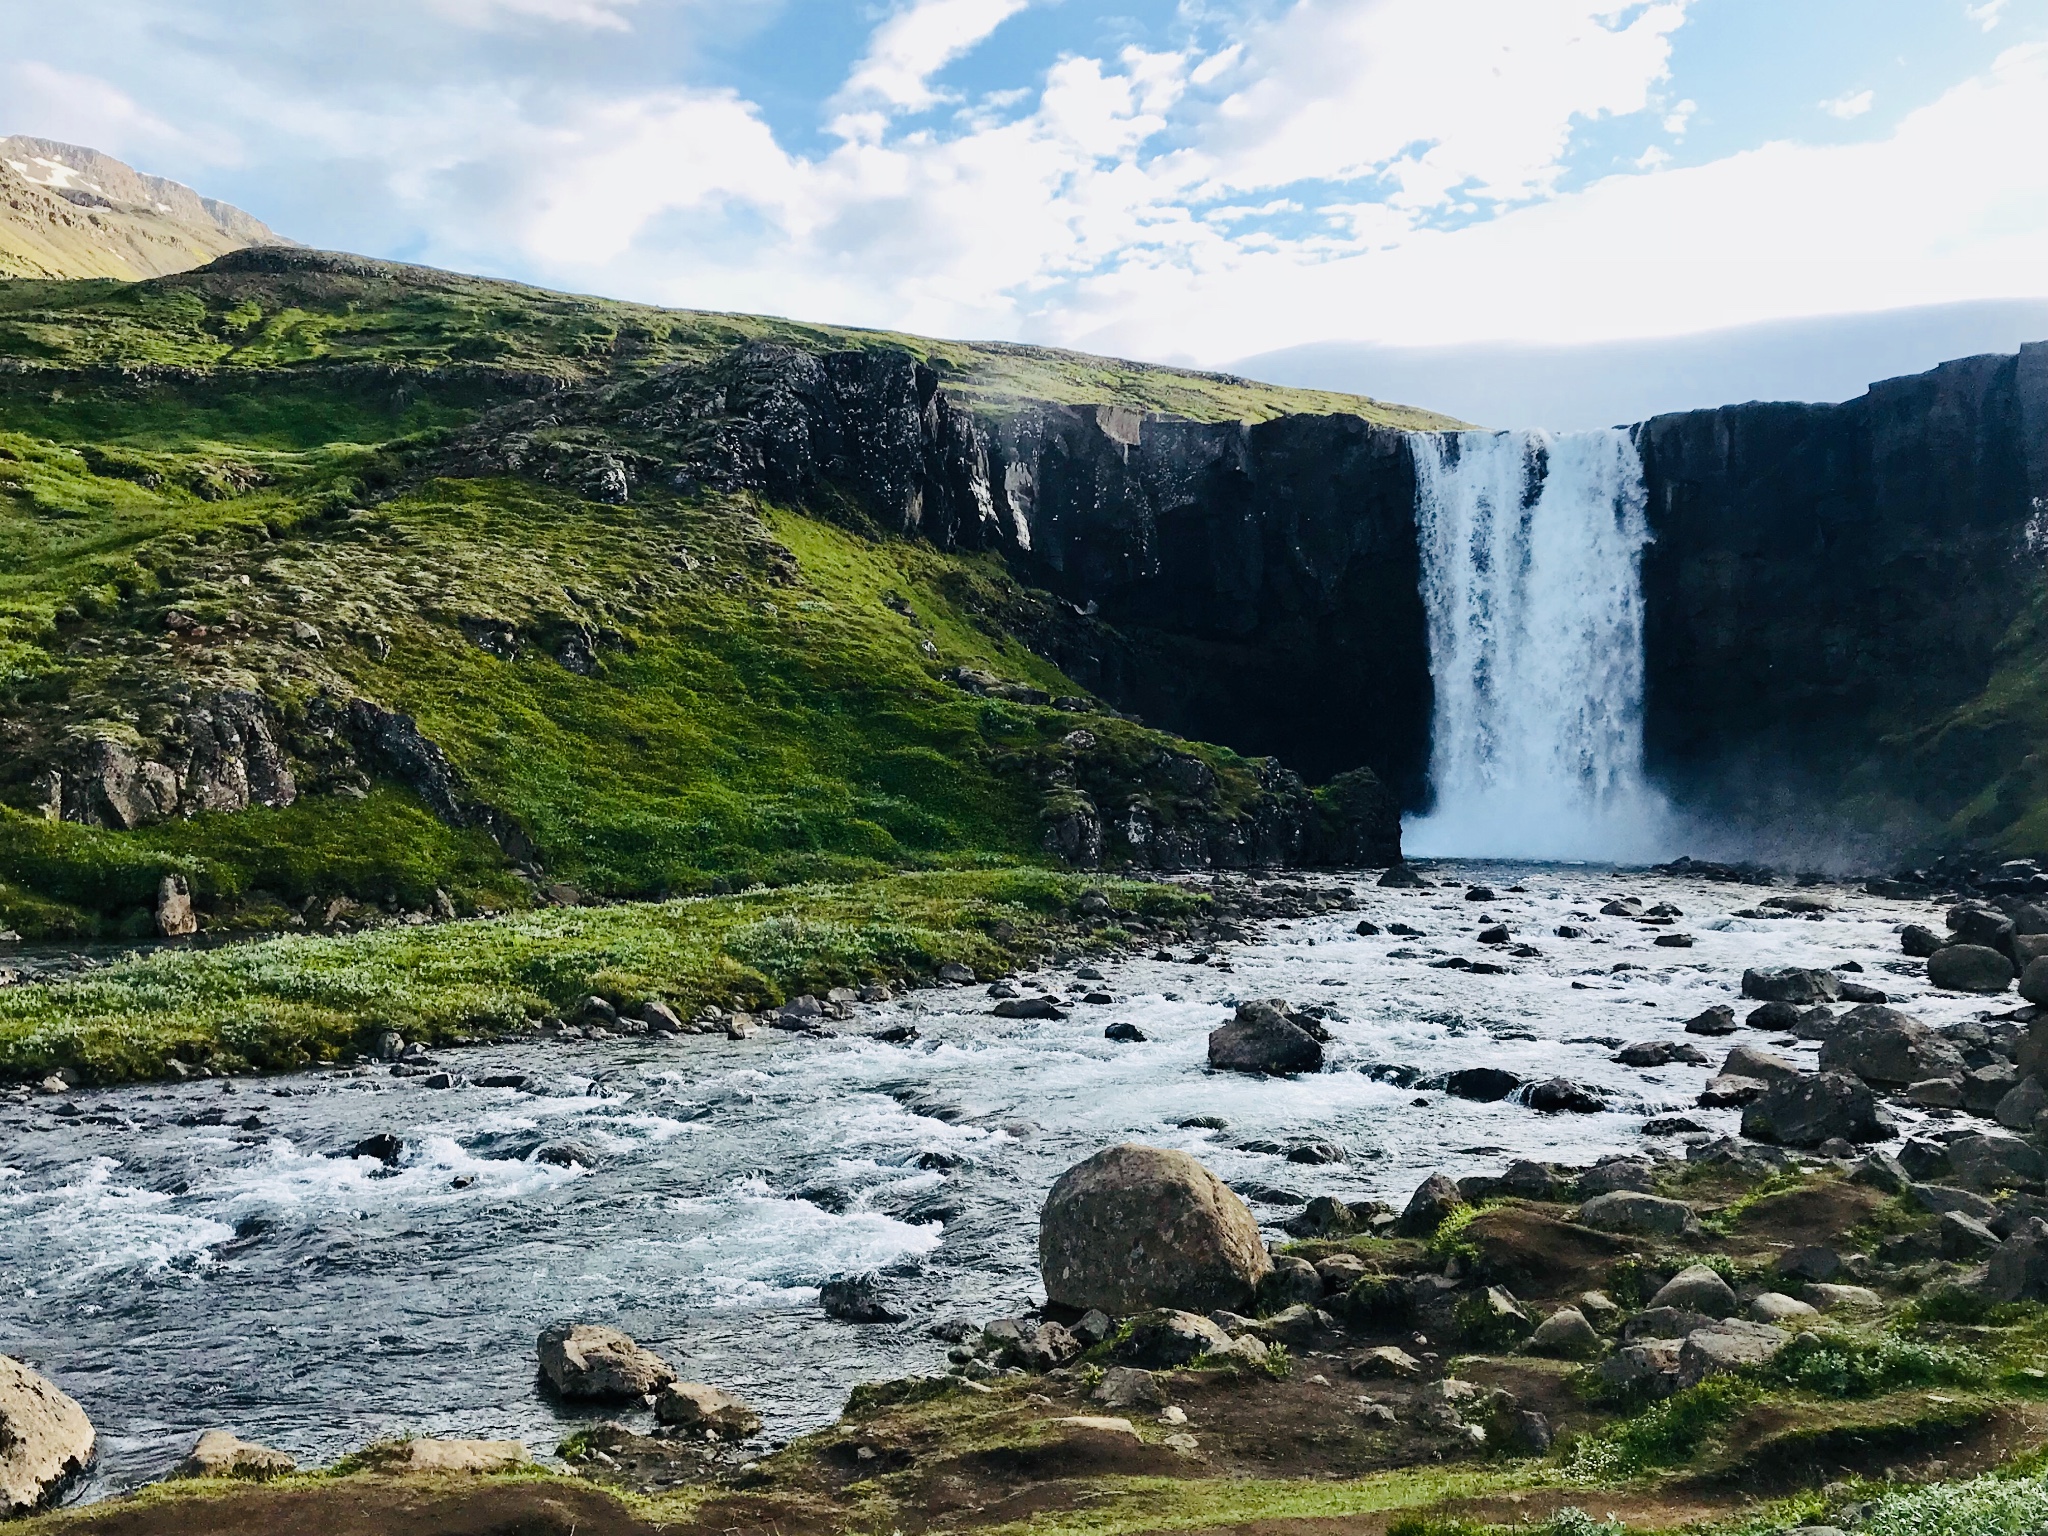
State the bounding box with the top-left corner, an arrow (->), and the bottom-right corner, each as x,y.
1404,428 -> 1669,860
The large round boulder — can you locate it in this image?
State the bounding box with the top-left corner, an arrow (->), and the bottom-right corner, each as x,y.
1741,1072 -> 1889,1146
1817,1005 -> 1966,1086
1040,1144 -> 1271,1315
1927,944 -> 2012,994
1,1356 -> 95,1517
1741,966 -> 1840,1005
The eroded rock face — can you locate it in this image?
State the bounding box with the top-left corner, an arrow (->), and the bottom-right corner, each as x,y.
0,1355 -> 95,1517
56,691 -> 296,830
1039,1144 -> 1271,1315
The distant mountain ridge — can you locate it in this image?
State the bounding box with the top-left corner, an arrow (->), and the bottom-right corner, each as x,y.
0,136 -> 290,281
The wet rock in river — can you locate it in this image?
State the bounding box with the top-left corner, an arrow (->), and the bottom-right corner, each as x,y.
1445,1067 -> 1522,1101
1616,1039 -> 1706,1067
1524,1078 -> 1604,1113
1039,1144 -> 1270,1315
1900,923 -> 1947,957
1742,966 -> 1841,1005
1818,1005 -> 1966,1085
1927,944 -> 2013,994
1722,1044 -> 1801,1082
1683,1005 -> 1738,1036
537,1322 -> 677,1401
1741,1072 -> 1889,1146
820,1272 -> 908,1323
0,1356 -> 95,1516
1207,1000 -> 1323,1075
1698,1074 -> 1768,1107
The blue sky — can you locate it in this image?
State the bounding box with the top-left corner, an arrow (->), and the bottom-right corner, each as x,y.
6,0 -> 2046,363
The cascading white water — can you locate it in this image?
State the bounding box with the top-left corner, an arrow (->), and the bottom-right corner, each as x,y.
1404,428 -> 1669,861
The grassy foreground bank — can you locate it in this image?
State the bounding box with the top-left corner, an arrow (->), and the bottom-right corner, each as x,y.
0,868 -> 1200,1084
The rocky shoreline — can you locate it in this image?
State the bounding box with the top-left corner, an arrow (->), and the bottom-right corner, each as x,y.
9,860 -> 2048,1534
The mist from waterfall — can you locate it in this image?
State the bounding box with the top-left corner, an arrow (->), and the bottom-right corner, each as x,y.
1404,428 -> 1670,861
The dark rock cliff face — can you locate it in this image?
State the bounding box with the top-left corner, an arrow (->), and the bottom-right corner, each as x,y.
1636,342 -> 2048,838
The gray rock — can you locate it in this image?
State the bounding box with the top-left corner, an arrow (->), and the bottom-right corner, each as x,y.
820,1272 -> 908,1323
2022,957 -> 2048,1007
1252,1302 -> 1335,1346
1744,1001 -> 1801,1032
1900,923 -> 1947,957
1742,967 -> 1841,1005
1578,1159 -> 1657,1197
1676,1320 -> 1791,1387
1805,1283 -> 1883,1311
1115,1309 -> 1233,1368
1579,1190 -> 1700,1237
1348,1345 -> 1425,1379
1255,1256 -> 1324,1314
1741,1072 -> 1889,1146
1683,1005 -> 1739,1036
1208,1001 -> 1323,1075
1722,1045 -> 1801,1082
0,1357 -> 95,1516
1980,1219 -> 2048,1302
1777,1246 -> 1841,1282
1995,1074 -> 2048,1132
1595,1339 -> 1682,1396
1849,1151 -> 1911,1194
1904,1078 -> 1965,1108
1817,1006 -> 1967,1086
1939,1210 -> 2000,1257
1698,1074 -> 1769,1107
1445,1067 -> 1524,1101
1524,1306 -> 1602,1358
1398,1172 -> 1466,1236
1927,944 -> 2013,994
1093,1366 -> 1168,1409
1624,1307 -> 1720,1340
1963,1062 -> 2021,1115
1617,1040 -> 1708,1067
1524,1077 -> 1605,1114
1908,1182 -> 2001,1220
1948,902 -> 2017,954
1649,1264 -> 1739,1318
537,1323 -> 676,1401
1039,1144 -> 1270,1315
155,875 -> 198,938
1944,1131 -> 2046,1191
1749,1292 -> 1819,1324
654,1382 -> 762,1437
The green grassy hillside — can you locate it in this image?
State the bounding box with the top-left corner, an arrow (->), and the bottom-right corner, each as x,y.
0,253 -> 1410,945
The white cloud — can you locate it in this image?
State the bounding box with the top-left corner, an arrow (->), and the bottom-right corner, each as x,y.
1820,88 -> 1875,119
0,60 -> 228,163
1662,97 -> 1696,135
837,0 -> 1031,115
428,0 -> 641,30
1965,0 -> 2009,30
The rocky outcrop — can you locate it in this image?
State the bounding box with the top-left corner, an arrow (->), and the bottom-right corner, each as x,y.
0,1355 -> 95,1516
536,1323 -> 676,1401
52,690 -> 296,830
1039,1144 -> 1271,1315
173,1429 -> 296,1480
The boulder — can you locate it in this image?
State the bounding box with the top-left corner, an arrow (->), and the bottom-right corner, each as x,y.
1524,1078 -> 1604,1113
1683,1005 -> 1738,1036
1596,1339 -> 1682,1396
1995,1075 -> 2048,1132
1744,1001 -> 1800,1032
1093,1366 -> 1168,1409
1397,1172 -> 1466,1236
1445,1067 -> 1523,1101
1927,944 -> 2012,994
1314,1253 -> 1370,1292
1749,1292 -> 1819,1324
1899,923 -> 1946,958
1617,1040 -> 1707,1067
654,1383 -> 762,1437
1817,1006 -> 1966,1086
1778,1246 -> 1842,1282
1040,1145 -> 1270,1315
1115,1310 -> 1232,1368
2022,957 -> 2048,1008
1524,1307 -> 1602,1358
1579,1191 -> 1700,1238
1980,1219 -> 2048,1303
536,1323 -> 676,1401
1805,1283 -> 1883,1311
1742,967 -> 1841,1005
1208,1001 -> 1323,1075
1849,1151 -> 1911,1194
1624,1307 -> 1720,1341
1698,1074 -> 1768,1107
361,1439 -> 530,1474
1253,1303 -> 1335,1346
1255,1256 -> 1324,1314
1904,1078 -> 1965,1108
1578,1159 -> 1657,1196
1348,1345 -> 1425,1379
174,1430 -> 295,1480
1947,902 -> 2017,955
0,1357 -> 95,1516
1944,1132 -> 2046,1191
1722,1045 -> 1801,1082
1379,866 -> 1431,888
155,875 -> 198,937
1741,1073 -> 1889,1146
1649,1265 -> 1738,1318
1939,1210 -> 2000,1257
994,997 -> 1067,1020
1677,1321 -> 1790,1387
1964,1063 -> 2021,1115
820,1272 -> 908,1323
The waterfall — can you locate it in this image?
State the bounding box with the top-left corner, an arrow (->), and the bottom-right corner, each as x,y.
1404,428 -> 1669,861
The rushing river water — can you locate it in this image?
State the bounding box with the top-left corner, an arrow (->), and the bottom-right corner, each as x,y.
0,864 -> 1980,1502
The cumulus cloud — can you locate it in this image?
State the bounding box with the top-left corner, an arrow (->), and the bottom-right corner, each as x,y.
1820,88 -> 1875,119
836,0 -> 1032,115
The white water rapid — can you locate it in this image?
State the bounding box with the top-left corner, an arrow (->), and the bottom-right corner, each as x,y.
1405,428 -> 1670,860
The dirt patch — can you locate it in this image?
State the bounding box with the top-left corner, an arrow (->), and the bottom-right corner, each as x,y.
1463,1206 -> 1643,1297
30,1476 -> 655,1536
1726,1181 -> 1889,1250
